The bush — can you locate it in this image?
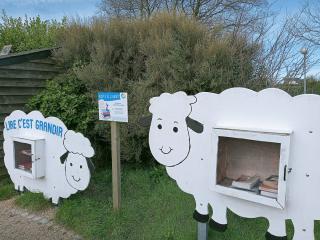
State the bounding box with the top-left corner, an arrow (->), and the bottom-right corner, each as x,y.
0,11 -> 65,53
31,13 -> 264,166
26,72 -> 110,169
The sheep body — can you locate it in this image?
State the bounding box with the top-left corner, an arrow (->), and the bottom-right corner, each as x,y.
148,88 -> 320,240
3,111 -> 94,204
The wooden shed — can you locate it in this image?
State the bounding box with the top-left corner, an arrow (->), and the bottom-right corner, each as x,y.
0,48 -> 63,180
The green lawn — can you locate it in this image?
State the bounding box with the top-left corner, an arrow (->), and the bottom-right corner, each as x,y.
1,168 -> 320,240
53,168 -> 320,240
0,179 -> 17,201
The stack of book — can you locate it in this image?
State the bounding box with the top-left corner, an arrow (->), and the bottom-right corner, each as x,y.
17,160 -> 32,171
231,175 -> 260,193
259,175 -> 278,198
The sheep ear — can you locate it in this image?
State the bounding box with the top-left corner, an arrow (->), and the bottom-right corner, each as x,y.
186,117 -> 203,133
139,115 -> 152,127
60,152 -> 69,164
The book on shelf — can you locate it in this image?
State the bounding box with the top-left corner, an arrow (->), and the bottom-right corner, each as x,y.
231,175 -> 260,190
17,160 -> 32,171
21,149 -> 32,156
259,175 -> 278,193
262,175 -> 278,189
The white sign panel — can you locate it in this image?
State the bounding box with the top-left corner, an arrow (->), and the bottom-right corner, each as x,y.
98,92 -> 128,122
3,110 -> 95,204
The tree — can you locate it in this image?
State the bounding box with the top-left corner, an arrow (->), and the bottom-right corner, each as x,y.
0,10 -> 66,53
99,0 -> 268,32
292,1 -> 320,46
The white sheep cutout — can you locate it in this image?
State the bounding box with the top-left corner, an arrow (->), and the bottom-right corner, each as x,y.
3,110 -> 95,204
142,88 -> 320,240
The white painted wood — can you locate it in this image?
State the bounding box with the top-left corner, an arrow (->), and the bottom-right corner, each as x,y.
147,88 -> 320,239
3,110 -> 95,204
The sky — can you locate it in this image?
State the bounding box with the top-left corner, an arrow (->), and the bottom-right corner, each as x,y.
0,0 -> 100,21
0,0 -> 319,77
0,0 -> 304,22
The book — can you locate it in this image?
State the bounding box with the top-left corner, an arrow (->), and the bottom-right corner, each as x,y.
259,184 -> 278,193
259,175 -> 278,193
231,175 -> 260,190
260,190 -> 277,199
261,175 -> 278,189
17,160 -> 32,171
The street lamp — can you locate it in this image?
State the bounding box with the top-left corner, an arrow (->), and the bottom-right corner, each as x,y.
300,48 -> 308,94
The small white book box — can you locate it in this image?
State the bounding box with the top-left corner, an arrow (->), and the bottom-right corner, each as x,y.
12,136 -> 45,179
211,127 -> 291,209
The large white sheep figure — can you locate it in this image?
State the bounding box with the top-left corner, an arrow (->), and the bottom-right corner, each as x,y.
3,110 -> 95,204
144,88 -> 320,240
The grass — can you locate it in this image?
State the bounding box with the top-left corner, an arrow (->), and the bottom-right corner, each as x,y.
1,168 -> 320,239
54,167 -> 320,240
15,192 -> 52,212
0,179 -> 17,201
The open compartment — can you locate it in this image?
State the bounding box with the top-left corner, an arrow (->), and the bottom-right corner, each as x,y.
12,136 -> 45,179
211,127 -> 291,209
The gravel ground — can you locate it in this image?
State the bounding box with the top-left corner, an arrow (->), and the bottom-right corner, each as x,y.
0,198 -> 82,240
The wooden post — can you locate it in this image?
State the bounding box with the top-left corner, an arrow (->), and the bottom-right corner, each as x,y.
111,121 -> 121,210
197,222 -> 208,240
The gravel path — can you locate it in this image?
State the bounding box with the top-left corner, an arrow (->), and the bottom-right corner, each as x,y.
0,198 -> 82,240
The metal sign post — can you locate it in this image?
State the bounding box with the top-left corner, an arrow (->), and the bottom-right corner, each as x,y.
198,223 -> 208,240
111,121 -> 121,210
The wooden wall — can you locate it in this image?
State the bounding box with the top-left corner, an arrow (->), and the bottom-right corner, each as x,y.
0,58 -> 62,180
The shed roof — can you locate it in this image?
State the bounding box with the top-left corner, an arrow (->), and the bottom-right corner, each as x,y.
0,48 -> 56,66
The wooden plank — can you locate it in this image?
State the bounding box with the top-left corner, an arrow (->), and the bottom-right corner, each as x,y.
30,58 -> 57,65
0,78 -> 47,88
0,62 -> 63,72
0,69 -> 57,80
0,95 -> 31,105
0,103 -> 26,113
111,122 -> 121,210
0,48 -> 53,66
0,87 -> 42,96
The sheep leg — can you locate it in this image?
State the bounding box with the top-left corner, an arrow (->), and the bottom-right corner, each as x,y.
193,196 -> 209,223
292,219 -> 314,240
265,218 -> 287,240
51,196 -> 60,205
209,202 -> 227,232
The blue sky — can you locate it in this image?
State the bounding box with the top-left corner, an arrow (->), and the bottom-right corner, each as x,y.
0,0 -> 100,21
0,0 -> 304,23
0,0 -> 319,76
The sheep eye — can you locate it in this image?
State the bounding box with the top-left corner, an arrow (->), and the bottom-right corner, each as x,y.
157,124 -> 162,129
70,163 -> 73,167
173,127 -> 178,133
80,165 -> 82,169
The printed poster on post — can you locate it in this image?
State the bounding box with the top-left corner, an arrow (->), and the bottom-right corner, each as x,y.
98,92 -> 128,122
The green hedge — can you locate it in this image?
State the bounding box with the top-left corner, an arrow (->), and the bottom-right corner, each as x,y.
28,14 -> 266,167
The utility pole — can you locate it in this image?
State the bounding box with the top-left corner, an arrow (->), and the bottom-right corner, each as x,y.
300,48 -> 308,94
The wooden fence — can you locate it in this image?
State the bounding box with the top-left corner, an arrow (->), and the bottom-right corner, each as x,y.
0,48 -> 63,181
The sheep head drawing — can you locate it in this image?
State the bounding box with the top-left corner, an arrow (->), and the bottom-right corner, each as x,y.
60,130 -> 95,191
144,92 -> 203,167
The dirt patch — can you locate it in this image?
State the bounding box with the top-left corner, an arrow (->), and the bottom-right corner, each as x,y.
0,198 -> 82,240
